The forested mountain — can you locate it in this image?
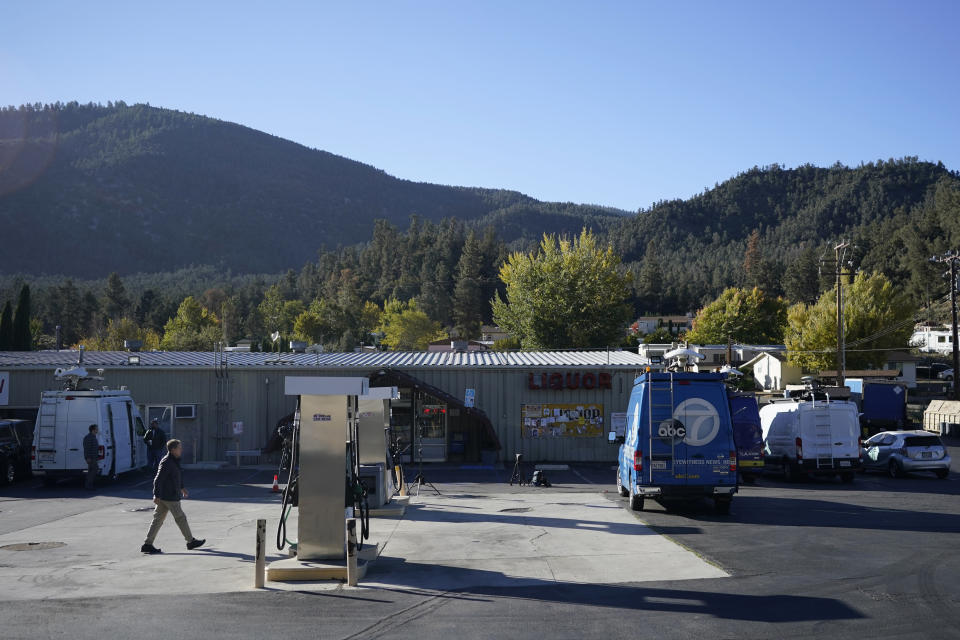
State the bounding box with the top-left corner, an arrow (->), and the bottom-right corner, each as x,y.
617,159 -> 960,314
2,100 -> 959,351
0,102 -> 624,277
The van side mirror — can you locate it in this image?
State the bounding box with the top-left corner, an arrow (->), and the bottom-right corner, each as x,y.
608,431 -> 624,445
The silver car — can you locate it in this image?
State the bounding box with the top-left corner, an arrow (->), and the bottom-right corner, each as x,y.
860,430 -> 951,479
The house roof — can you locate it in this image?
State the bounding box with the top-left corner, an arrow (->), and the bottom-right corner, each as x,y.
0,349 -> 649,370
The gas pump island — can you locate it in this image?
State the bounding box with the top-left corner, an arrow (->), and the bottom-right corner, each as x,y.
266,377 -> 403,582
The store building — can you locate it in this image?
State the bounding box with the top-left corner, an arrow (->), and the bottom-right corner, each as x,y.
0,349 -> 647,464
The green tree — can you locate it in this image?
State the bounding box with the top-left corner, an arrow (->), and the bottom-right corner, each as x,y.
293,298 -> 337,346
642,327 -> 674,344
492,229 -> 632,349
452,231 -> 485,339
103,272 -> 129,320
0,301 -> 12,349
685,287 -> 789,345
377,299 -> 447,350
81,318 -> 161,351
12,284 -> 32,351
785,271 -> 916,371
635,240 -> 665,315
782,246 -> 822,304
160,296 -> 222,351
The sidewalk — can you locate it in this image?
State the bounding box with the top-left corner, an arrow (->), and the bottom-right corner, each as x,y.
0,483 -> 725,601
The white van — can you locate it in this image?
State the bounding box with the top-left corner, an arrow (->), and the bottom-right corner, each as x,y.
32,366 -> 148,486
760,397 -> 862,482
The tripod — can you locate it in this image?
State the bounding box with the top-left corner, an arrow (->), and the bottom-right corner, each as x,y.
412,425 -> 440,496
509,453 -> 526,486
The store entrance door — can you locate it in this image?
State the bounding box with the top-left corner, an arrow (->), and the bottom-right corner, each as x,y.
418,402 -> 447,462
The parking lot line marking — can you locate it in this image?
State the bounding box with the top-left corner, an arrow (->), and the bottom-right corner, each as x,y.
571,467 -> 594,484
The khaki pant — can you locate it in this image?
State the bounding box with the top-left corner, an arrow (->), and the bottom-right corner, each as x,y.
144,499 -> 193,545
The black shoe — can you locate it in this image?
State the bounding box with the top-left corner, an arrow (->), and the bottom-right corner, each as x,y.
186,538 -> 205,550
141,543 -> 162,554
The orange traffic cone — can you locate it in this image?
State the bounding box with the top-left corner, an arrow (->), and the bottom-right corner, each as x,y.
271,474 -> 280,493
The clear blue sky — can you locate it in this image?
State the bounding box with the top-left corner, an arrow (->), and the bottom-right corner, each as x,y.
3,1 -> 958,211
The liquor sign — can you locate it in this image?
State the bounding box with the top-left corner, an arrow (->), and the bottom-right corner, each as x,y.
521,403 -> 604,438
527,371 -> 612,391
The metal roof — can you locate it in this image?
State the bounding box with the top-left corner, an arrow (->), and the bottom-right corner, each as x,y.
0,349 -> 648,370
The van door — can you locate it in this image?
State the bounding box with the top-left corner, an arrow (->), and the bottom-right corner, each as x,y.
66,397 -> 99,471
647,376 -> 685,486
106,401 -> 131,474
675,380 -> 735,487
832,404 -> 860,466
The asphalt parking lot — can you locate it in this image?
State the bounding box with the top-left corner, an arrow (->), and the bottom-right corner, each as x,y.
0,445 -> 958,640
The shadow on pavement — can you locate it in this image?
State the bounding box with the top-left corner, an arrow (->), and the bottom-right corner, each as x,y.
370,563 -> 863,623
630,493 -> 960,533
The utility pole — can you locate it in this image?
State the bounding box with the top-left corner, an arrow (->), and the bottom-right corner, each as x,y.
834,240 -> 850,388
931,251 -> 960,401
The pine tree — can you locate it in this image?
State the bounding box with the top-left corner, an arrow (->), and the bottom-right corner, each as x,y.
743,229 -> 762,288
103,272 -> 129,320
0,301 -> 13,350
452,231 -> 485,339
12,284 -> 32,351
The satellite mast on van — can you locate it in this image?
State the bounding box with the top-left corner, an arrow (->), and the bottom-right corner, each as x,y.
53,346 -> 103,391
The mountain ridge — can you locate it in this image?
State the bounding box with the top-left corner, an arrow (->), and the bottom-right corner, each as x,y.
0,102 -> 627,277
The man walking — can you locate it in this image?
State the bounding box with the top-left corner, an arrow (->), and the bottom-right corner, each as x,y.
83,424 -> 100,490
141,439 -> 205,554
143,419 -> 166,471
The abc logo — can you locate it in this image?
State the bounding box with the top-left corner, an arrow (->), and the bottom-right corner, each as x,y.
658,420 -> 686,441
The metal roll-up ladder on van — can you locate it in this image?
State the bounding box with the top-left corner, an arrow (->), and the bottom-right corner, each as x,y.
36,398 -> 59,463
648,373 -> 676,483
812,406 -> 835,469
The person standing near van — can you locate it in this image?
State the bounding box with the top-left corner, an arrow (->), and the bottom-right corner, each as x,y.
82,424 -> 99,490
143,419 -> 166,471
141,439 -> 205,554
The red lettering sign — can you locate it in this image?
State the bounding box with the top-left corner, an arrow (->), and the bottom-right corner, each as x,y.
527,371 -> 612,391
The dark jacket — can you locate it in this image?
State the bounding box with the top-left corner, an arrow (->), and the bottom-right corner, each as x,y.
143,427 -> 167,452
153,454 -> 184,501
82,432 -> 100,460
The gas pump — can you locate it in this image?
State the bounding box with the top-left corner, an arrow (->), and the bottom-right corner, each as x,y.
356,386 -> 400,507
268,376 -> 377,580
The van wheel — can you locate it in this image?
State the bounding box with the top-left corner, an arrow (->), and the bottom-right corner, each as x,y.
840,472 -> 855,483
714,497 -> 731,515
935,469 -> 949,479
42,476 -> 58,487
1,457 -> 14,485
888,460 -> 904,479
616,470 -> 629,497
629,480 -> 644,511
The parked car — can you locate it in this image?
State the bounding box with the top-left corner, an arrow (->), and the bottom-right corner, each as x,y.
917,363 -> 951,379
938,368 -> 954,381
860,430 -> 951,479
0,419 -> 34,485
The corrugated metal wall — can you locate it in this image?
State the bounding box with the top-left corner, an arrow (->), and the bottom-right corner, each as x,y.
3,365 -> 639,462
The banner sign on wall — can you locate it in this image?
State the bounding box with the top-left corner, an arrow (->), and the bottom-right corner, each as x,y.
521,403 -> 604,438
